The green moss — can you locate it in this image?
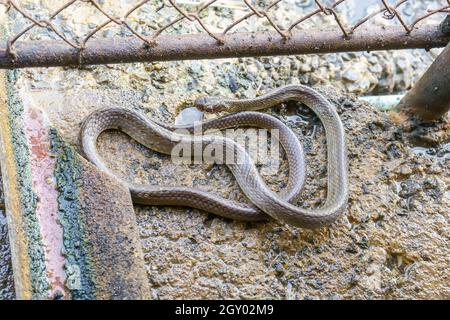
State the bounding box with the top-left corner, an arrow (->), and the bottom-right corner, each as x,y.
49,128 -> 95,300
5,70 -> 49,299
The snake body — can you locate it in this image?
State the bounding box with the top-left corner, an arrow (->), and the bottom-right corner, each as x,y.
80,85 -> 348,228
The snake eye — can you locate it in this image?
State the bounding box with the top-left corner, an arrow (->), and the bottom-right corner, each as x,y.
194,96 -> 225,113
194,97 -> 207,111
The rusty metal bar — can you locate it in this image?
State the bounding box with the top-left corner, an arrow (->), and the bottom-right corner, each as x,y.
0,25 -> 449,69
395,17 -> 450,120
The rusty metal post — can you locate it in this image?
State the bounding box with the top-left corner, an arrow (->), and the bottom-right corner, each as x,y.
395,16 -> 450,120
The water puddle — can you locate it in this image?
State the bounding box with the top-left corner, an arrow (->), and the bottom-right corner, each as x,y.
283,101 -> 315,125
409,138 -> 450,161
175,107 -> 204,126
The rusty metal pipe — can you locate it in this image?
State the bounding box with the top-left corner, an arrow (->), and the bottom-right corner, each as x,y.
395,18 -> 450,120
0,26 -> 449,69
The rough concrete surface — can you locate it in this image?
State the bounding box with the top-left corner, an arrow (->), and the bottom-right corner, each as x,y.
4,71 -> 446,300
0,0 -> 449,300
0,179 -> 15,300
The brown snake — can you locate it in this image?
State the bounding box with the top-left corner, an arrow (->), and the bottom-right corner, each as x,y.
80,85 -> 348,229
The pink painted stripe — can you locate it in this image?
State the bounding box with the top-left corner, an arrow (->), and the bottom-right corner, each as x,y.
23,101 -> 69,299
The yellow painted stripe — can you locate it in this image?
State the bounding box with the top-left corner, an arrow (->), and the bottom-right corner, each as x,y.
0,71 -> 32,300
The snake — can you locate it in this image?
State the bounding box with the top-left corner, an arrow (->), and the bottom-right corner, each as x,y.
80,84 -> 348,229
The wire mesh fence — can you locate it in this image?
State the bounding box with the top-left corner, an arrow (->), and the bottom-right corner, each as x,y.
0,0 -> 449,68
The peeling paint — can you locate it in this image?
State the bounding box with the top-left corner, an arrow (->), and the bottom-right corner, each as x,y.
5,69 -> 49,299
23,104 -> 68,299
50,129 -> 95,300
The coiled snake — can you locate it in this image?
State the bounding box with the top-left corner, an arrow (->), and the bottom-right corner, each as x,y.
80,85 -> 348,229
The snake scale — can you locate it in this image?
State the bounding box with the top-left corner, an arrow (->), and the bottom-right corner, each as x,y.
80,85 -> 348,229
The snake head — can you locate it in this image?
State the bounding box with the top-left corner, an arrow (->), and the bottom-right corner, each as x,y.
194,96 -> 229,113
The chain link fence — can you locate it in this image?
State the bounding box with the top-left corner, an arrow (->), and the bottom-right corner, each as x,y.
0,0 -> 449,68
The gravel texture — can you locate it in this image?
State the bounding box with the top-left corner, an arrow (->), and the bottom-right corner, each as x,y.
5,80 -> 447,300
0,0 -> 449,299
